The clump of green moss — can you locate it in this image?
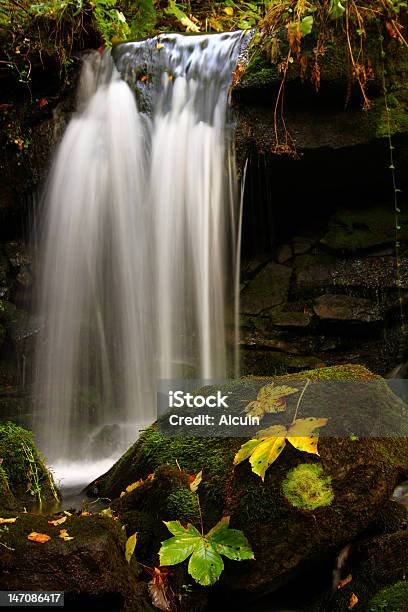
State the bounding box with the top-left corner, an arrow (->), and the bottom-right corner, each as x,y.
369,581 -> 408,612
282,463 -> 334,511
166,487 -> 200,524
0,421 -> 59,509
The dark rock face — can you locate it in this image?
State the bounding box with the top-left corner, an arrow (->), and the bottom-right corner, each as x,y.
238,172 -> 408,375
240,261 -> 292,314
313,294 -> 381,323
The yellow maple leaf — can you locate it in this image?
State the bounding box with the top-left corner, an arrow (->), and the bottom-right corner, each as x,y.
234,418 -> 328,480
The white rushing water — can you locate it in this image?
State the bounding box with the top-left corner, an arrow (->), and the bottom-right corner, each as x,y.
34,32 -> 245,467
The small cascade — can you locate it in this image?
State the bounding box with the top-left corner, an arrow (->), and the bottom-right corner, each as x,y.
33,32 -> 245,471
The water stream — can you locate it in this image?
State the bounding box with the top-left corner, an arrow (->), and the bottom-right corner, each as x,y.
33,32 -> 246,490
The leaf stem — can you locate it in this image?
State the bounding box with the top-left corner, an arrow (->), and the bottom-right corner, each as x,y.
292,378 -> 311,424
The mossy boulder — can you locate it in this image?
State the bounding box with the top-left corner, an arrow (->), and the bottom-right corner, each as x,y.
0,421 -> 60,510
305,528 -> 408,611
0,465 -> 17,510
0,511 -> 154,612
369,581 -> 408,612
89,365 -> 408,600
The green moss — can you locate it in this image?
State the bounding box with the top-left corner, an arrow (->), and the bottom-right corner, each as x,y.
321,206 -> 408,253
166,487 -> 200,524
0,464 -> 17,510
282,463 -> 334,511
0,421 -> 60,509
369,581 -> 408,611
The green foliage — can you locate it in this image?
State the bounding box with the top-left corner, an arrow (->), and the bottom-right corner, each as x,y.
369,581 -> 408,612
282,463 -> 334,511
0,421 -> 58,507
159,516 -> 254,586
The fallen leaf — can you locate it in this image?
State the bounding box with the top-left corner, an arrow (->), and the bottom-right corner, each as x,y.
28,532 -> 51,543
59,529 -> 74,541
126,532 -> 137,562
63,511 -> 72,516
48,516 -> 67,526
338,574 -> 352,589
157,43 -> 164,50
189,470 -> 202,493
148,567 -> 173,612
80,511 -> 92,517
244,384 -> 298,419
38,98 -> 48,108
348,593 -> 358,609
0,517 -> 17,524
120,479 -> 145,497
234,417 -> 328,480
140,74 -> 148,82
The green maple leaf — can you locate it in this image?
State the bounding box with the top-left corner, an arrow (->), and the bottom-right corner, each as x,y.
159,516 -> 254,586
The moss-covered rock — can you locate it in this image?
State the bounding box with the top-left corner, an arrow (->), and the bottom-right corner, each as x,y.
89,364 -> 408,599
305,530 -> 408,611
369,581 -> 408,612
0,421 -> 59,510
0,465 -> 17,510
0,511 -> 154,612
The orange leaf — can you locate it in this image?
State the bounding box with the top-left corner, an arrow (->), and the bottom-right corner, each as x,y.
38,98 -> 48,108
338,574 -> 352,589
348,593 -> 358,609
28,532 -> 51,543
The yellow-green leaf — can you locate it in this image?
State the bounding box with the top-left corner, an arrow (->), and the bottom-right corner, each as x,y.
189,470 -> 202,493
125,532 -> 137,563
248,425 -> 287,480
286,417 -> 328,455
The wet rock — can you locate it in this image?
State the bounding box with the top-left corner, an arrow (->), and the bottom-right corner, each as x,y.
321,207 -> 408,253
305,530 -> 408,611
293,237 -> 314,256
240,262 -> 292,314
89,365 -> 408,601
0,513 -> 152,612
3,242 -> 31,269
269,308 -> 312,328
313,294 -> 382,323
277,244 -> 293,264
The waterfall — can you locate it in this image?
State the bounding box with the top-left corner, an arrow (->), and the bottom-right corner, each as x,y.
33,32 -> 244,470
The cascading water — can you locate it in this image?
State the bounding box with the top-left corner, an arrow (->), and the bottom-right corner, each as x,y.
33,31 -> 245,484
